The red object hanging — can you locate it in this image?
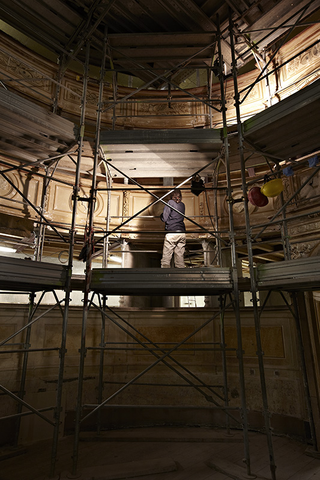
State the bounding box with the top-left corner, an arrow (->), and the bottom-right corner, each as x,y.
248,187 -> 269,207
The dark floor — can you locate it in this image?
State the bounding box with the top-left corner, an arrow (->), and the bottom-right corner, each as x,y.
0,426 -> 320,480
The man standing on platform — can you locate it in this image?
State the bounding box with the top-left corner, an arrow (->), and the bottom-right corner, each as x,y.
160,189 -> 186,268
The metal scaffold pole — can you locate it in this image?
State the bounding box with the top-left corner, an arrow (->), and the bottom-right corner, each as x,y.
213,163 -> 223,267
228,10 -> 277,480
279,189 -> 291,261
96,294 -> 107,435
72,30 -> 108,475
217,15 -> 251,475
35,167 -> 49,261
291,292 -> 318,451
218,294 -> 230,432
14,292 -> 36,446
50,42 -> 91,479
102,161 -> 112,268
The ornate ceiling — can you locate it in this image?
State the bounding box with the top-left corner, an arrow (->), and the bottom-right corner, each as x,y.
0,0 -> 319,89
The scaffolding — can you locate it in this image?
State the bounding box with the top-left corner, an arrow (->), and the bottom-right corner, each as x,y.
0,8 -> 320,480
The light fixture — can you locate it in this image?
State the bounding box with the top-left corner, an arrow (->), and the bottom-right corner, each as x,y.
0,246 -> 16,253
109,255 -> 122,263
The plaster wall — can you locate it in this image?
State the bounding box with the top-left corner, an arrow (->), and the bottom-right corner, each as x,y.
0,303 -> 308,445
2,160 -> 320,263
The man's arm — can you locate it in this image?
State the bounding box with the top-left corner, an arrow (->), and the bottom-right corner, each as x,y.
161,200 -> 173,222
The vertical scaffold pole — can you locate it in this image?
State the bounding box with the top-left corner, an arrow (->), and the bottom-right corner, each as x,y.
15,291 -> 36,445
35,167 -> 49,261
35,162 -> 60,261
291,292 -> 318,451
219,295 -> 230,432
72,31 -> 108,475
228,10 -> 277,480
279,190 -> 291,261
49,42 -> 91,479
102,165 -> 112,268
213,163 -> 222,266
217,15 -> 251,474
52,57 -> 65,114
97,294 -> 107,435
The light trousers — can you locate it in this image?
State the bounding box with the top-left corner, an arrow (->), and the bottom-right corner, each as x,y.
161,233 -> 186,268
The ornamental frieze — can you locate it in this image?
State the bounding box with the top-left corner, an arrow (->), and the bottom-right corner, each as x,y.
8,59 -> 51,89
42,182 -> 50,213
279,25 -> 320,85
62,81 -> 99,106
0,42 -> 56,96
286,41 -> 320,77
138,102 -> 190,115
0,52 -> 9,70
307,212 -> 320,219
123,190 -> 129,218
290,243 -> 315,259
289,219 -> 320,236
199,198 -> 205,221
0,26 -> 318,131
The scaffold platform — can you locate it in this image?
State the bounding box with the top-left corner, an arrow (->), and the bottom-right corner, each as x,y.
0,256 -> 67,292
90,267 -> 233,296
255,256 -> 320,290
1,256 -> 320,295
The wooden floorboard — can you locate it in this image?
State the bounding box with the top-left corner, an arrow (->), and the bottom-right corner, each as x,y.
0,427 -> 319,480
253,436 -> 316,480
288,458 -> 320,480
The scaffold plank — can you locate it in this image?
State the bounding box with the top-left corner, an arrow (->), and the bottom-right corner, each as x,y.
0,256 -> 67,292
243,78 -> 320,159
100,128 -> 222,145
255,257 -> 320,290
90,267 -> 233,295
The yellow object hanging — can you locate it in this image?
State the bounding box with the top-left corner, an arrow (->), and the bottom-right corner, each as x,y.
261,178 -> 284,197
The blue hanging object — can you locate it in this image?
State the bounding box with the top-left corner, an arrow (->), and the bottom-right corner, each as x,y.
283,165 -> 294,176
308,155 -> 319,167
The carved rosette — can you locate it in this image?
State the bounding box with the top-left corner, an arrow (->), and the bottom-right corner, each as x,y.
0,169 -> 18,198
